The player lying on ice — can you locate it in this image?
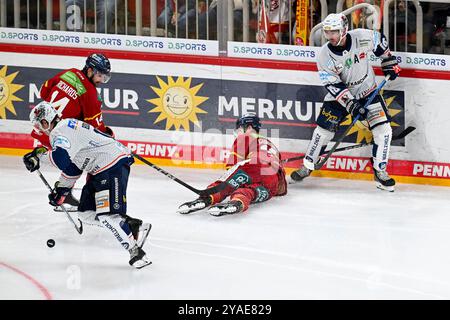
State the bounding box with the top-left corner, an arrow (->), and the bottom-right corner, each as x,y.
290,13 -> 401,192
177,113 -> 287,216
23,101 -> 152,269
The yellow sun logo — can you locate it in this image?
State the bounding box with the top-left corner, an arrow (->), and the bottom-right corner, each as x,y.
0,65 -> 24,119
147,76 -> 208,131
341,92 -> 402,143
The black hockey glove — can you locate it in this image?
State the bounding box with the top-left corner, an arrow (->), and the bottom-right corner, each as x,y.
381,56 -> 401,80
23,146 -> 48,172
48,181 -> 71,207
104,126 -> 115,138
346,99 -> 367,120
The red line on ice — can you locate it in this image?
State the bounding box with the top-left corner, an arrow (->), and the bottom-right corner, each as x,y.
0,262 -> 52,300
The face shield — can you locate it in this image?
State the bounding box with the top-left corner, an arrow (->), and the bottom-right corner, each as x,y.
93,68 -> 111,84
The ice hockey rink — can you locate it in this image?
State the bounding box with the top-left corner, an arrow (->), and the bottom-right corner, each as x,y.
1,154 -> 450,300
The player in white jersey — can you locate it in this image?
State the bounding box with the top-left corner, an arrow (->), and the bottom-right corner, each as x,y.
290,13 -> 401,191
23,101 -> 152,269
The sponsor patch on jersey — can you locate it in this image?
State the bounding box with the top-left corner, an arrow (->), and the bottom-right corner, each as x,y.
53,135 -> 71,149
227,170 -> 252,188
67,119 -> 78,129
95,190 -> 110,214
254,186 -> 270,203
81,122 -> 90,130
366,102 -> 387,128
319,71 -> 338,83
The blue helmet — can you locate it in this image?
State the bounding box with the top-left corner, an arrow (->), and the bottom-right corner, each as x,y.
85,53 -> 111,83
236,113 -> 262,132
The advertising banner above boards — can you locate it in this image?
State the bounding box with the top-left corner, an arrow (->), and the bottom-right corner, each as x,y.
0,27 -> 218,56
228,42 -> 450,72
0,64 -> 406,147
0,27 -> 448,72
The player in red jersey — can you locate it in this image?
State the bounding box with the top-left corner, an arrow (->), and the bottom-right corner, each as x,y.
32,53 -> 113,147
177,113 -> 287,216
29,53 -> 114,210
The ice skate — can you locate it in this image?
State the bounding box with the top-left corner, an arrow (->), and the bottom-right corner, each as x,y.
374,169 -> 395,192
208,200 -> 243,217
290,165 -> 312,183
129,245 -> 152,269
126,216 -> 151,248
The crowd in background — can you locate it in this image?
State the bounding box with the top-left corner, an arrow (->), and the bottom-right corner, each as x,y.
3,0 -> 450,54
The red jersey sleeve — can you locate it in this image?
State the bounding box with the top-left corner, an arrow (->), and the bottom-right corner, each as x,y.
226,135 -> 250,168
80,84 -> 106,132
30,129 -> 51,149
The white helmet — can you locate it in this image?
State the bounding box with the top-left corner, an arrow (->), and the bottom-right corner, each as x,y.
30,101 -> 58,134
322,13 -> 349,46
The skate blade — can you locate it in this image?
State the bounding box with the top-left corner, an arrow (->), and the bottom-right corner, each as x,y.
177,203 -> 205,214
208,206 -> 238,217
133,260 -> 152,269
54,205 -> 78,212
376,183 -> 395,192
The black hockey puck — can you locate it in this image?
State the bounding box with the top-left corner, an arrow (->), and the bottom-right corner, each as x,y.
47,239 -> 55,248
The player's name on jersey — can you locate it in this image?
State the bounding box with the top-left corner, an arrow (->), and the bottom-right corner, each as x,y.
0,27 -> 218,56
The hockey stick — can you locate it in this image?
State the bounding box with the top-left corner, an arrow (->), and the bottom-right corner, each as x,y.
36,169 -> 83,235
282,126 -> 415,164
132,153 -> 227,196
313,75 -> 391,170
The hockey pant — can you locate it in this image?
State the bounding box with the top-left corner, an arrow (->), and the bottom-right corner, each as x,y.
208,162 -> 279,212
305,95 -> 392,169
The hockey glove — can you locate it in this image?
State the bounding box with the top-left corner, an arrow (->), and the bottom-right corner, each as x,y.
346,99 -> 367,120
48,181 -> 71,207
381,56 -> 401,80
104,126 -> 115,138
23,146 -> 48,172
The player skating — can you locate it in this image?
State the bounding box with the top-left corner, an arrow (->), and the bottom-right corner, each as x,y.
23,102 -> 152,269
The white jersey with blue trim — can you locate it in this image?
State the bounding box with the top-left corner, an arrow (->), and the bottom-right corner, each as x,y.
49,118 -> 131,175
317,29 -> 390,105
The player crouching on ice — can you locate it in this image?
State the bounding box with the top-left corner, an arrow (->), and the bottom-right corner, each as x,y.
290,13 -> 401,191
177,114 -> 287,216
23,101 -> 152,269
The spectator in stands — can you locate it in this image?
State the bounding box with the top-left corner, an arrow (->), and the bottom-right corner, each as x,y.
65,0 -> 116,33
198,0 -> 249,41
157,0 -> 197,38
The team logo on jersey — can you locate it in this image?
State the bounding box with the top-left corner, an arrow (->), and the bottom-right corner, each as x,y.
67,119 -> 78,129
227,170 -> 252,188
0,65 -> 24,120
254,186 -> 270,202
147,76 -> 208,131
53,135 -> 71,149
345,58 -> 353,69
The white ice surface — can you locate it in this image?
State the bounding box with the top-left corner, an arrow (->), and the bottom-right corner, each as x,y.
1,155 -> 449,300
